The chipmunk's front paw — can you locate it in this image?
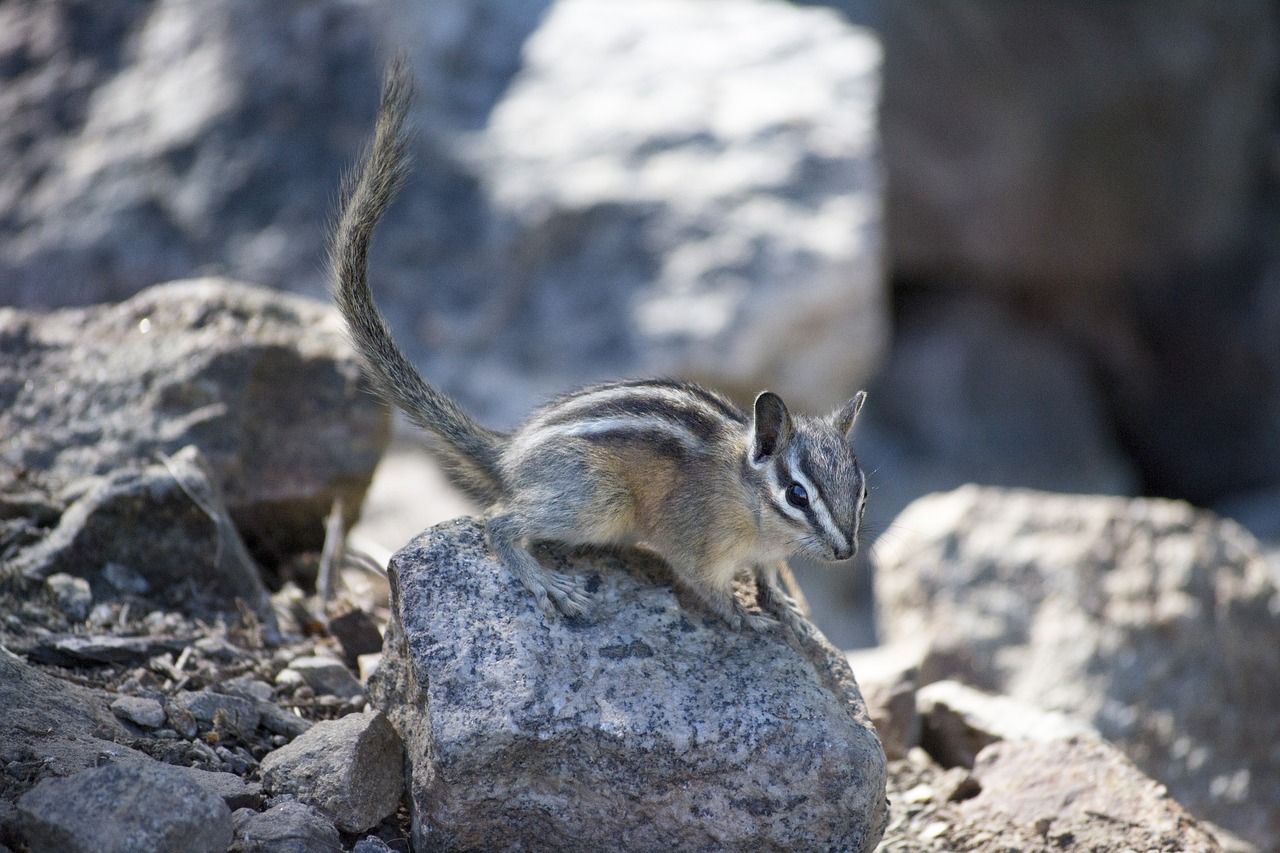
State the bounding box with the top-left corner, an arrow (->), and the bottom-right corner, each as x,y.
739,607 -> 779,633
542,570 -> 592,618
722,598 -> 778,633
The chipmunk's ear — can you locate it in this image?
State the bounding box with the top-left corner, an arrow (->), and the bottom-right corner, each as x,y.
832,390 -> 867,438
751,391 -> 793,463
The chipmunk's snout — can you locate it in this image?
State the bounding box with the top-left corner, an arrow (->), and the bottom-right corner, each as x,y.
832,543 -> 856,561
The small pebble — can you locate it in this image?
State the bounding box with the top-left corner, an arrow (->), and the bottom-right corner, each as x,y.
285,656 -> 364,700
87,603 -> 117,627
102,561 -> 149,595
902,783 -> 933,804
45,573 -> 92,622
936,766 -> 981,803
275,668 -> 306,689
110,696 -> 166,729
166,704 -> 199,739
222,676 -> 274,703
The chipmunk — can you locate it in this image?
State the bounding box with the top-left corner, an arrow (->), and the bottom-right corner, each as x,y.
331,58 -> 869,632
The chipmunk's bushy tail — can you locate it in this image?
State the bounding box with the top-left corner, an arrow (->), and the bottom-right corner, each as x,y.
330,56 -> 508,507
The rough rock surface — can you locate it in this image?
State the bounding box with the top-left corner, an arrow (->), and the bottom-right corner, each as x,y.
0,279 -> 389,557
110,695 -> 166,729
876,485 -> 1280,850
916,680 -> 1099,770
9,446 -> 272,618
957,739 -> 1224,852
0,644 -> 141,782
230,801 -> 342,853
16,762 -> 233,853
477,0 -> 886,414
277,656 -> 365,701
371,518 -> 888,852
0,645 -> 258,808
0,0 -> 384,308
1,0 -> 884,429
861,667 -> 1232,851
259,711 -> 403,834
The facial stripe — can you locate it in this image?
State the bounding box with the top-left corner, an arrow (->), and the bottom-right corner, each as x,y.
763,460 -> 811,530
784,446 -> 849,554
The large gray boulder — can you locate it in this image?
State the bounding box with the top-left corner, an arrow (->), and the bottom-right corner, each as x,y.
472,0 -> 886,417
0,278 -> 389,558
372,518 -> 888,851
2,0 -> 886,427
0,0 -> 385,308
875,486 -> 1280,851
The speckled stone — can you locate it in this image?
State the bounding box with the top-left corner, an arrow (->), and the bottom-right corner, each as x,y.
16,763 -> 231,853
371,518 -> 887,852
258,711 -> 402,834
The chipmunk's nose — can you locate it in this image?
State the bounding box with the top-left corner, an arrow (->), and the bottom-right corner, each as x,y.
833,543 -> 855,561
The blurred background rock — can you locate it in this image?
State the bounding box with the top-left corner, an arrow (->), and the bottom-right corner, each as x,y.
2,0 -> 1278,650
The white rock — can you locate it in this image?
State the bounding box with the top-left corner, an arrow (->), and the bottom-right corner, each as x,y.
477,0 -> 887,414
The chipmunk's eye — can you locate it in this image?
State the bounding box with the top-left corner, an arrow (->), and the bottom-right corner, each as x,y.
785,482 -> 809,509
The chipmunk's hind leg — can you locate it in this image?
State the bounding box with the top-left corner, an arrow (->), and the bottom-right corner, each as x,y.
486,512 -> 592,618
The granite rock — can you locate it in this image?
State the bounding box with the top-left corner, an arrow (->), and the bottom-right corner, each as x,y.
9,446 -> 272,619
876,486 -> 1280,849
16,763 -> 232,853
110,696 -> 167,730
277,656 -> 364,701
916,680 -> 1098,770
958,739 -> 1224,852
230,801 -> 341,853
0,279 -> 389,560
259,711 -> 403,834
371,517 -> 887,851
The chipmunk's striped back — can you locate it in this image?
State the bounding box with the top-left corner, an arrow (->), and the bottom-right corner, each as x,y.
330,58 -> 870,633
507,379 -> 746,462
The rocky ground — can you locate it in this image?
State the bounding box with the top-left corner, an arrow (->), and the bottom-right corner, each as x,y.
4,1 -> 1280,849
0,553 -> 411,851
0,506 -> 1247,852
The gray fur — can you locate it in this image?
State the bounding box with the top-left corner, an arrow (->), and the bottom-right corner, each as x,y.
329,56 -> 508,507
330,59 -> 869,630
